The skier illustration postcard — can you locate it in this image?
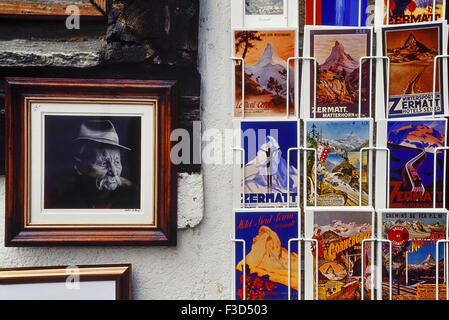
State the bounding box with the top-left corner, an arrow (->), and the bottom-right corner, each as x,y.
241,121 -> 298,208
386,119 -> 447,208
305,209 -> 374,300
233,29 -> 296,117
305,120 -> 371,207
303,27 -> 372,118
378,210 -> 446,300
378,0 -> 445,24
235,210 -> 299,300
381,22 -> 445,118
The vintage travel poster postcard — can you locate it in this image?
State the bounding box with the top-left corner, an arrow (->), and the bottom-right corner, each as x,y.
235,210 -> 299,300
381,22 -> 445,118
378,210 -> 447,300
304,27 -> 372,118
241,121 -> 298,208
386,119 -> 447,208
306,0 -> 369,26
305,120 -> 371,207
233,29 -> 296,117
305,209 -> 374,300
379,0 -> 445,24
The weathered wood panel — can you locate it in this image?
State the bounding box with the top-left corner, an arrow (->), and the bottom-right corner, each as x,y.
0,0 -> 105,18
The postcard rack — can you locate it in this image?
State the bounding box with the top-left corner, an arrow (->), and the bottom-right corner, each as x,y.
230,0 -> 449,301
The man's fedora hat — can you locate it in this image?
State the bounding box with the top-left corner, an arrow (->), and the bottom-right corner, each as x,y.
73,120 -> 131,151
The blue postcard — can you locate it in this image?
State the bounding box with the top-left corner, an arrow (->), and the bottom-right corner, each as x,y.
387,119 -> 447,208
241,121 -> 298,208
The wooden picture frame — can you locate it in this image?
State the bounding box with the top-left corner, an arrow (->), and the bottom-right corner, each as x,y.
0,0 -> 108,19
0,264 -> 132,300
5,78 -> 178,246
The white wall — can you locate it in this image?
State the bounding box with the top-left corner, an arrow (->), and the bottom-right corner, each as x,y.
0,0 -> 233,300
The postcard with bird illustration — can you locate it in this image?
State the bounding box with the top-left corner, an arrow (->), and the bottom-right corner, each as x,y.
233,29 -> 297,117
377,209 -> 447,300
385,119 -> 447,208
302,26 -> 373,119
235,210 -> 299,300
377,0 -> 445,25
240,121 -> 298,209
304,119 -> 372,207
380,22 -> 446,118
304,208 -> 374,300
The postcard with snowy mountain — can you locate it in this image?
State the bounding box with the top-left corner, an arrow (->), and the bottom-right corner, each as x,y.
302,26 -> 372,118
304,119 -> 372,207
377,0 -> 445,25
378,209 -> 447,300
233,29 -> 296,117
241,121 -> 298,208
381,22 -> 446,118
386,119 -> 447,208
235,210 -> 299,300
304,208 -> 374,300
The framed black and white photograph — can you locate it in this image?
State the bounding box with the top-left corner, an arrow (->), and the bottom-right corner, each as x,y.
245,0 -> 285,15
43,115 -> 142,211
5,78 -> 178,246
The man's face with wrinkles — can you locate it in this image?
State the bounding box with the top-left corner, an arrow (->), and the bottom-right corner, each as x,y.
90,147 -> 123,191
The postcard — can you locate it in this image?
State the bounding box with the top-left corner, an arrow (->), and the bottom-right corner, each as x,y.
233,29 -> 296,117
306,0 -> 369,26
305,208 -> 374,300
231,0 -> 297,28
302,26 -> 373,118
304,119 -> 372,207
245,0 -> 284,15
240,121 -> 298,208
380,22 -> 445,118
378,209 -> 447,300
386,119 -> 447,208
235,210 -> 299,300
377,0 -> 445,25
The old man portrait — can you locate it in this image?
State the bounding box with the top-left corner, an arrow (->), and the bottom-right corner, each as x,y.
44,118 -> 141,209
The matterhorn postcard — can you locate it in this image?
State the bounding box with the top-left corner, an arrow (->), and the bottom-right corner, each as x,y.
376,0 -> 445,25
233,29 -> 296,117
235,210 -> 299,300
304,119 -> 372,207
379,22 -> 447,118
377,209 -> 447,300
382,119 -> 447,208
301,26 -> 372,118
304,208 -> 374,300
240,121 -> 298,208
